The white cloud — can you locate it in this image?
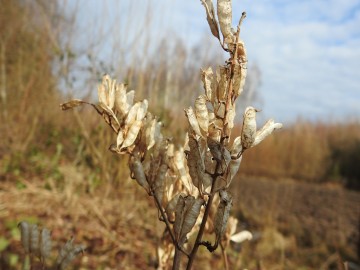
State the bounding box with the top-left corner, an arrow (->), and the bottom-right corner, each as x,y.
63,0 -> 360,123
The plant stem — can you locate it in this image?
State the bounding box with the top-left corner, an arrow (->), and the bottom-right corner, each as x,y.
172,246 -> 182,270
186,162 -> 221,270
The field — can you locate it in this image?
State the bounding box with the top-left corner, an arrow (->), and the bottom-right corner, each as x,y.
1,169 -> 359,269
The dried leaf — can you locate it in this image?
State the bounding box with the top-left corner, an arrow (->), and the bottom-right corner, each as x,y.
217,0 -> 233,39
60,99 -> 87,111
201,0 -> 220,40
253,119 -> 283,147
195,95 -> 209,133
185,107 -> 203,137
122,120 -> 142,149
241,106 -> 258,149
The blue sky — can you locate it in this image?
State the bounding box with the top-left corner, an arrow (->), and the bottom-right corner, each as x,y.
63,0 -> 360,124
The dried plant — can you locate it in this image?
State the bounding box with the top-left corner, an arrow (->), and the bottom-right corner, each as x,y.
18,221 -> 85,270
60,1 -> 282,269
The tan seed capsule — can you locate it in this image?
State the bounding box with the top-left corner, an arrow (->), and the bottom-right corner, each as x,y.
201,0 -> 220,40
195,95 -> 209,133
130,155 -> 150,193
201,67 -> 216,104
217,0 -> 233,39
241,106 -> 258,149
253,119 -> 283,147
185,107 -> 203,137
122,120 -> 142,149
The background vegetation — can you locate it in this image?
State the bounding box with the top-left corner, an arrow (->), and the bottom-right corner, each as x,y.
0,0 -> 359,269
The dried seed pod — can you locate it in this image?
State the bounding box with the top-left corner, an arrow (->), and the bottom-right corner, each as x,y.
231,136 -> 242,156
174,195 -> 203,244
125,102 -> 141,126
241,106 -> 258,149
105,75 -> 116,110
195,95 -> 209,133
130,155 -> 150,193
187,135 -> 206,190
207,137 -> 222,162
217,66 -> 228,102
214,102 -> 226,119
136,99 -> 148,121
225,103 -> 236,129
30,224 -> 40,255
56,237 -> 85,270
115,83 -> 133,115
40,228 -> 52,260
227,155 -> 242,187
97,80 -> 108,107
165,193 -> 182,222
208,122 -> 221,142
174,150 -> 193,193
18,221 -> 31,253
230,230 -> 253,243
116,130 -> 124,149
122,120 -> 142,149
201,67 -> 215,103
217,0 -> 233,39
237,41 -> 247,63
232,62 -> 247,98
153,163 -> 168,205
174,194 -> 186,241
214,190 -> 233,242
145,118 -> 156,150
253,119 -> 283,147
185,107 -> 203,137
179,197 -> 204,242
201,0 -> 220,40
60,99 -> 87,111
167,143 -> 175,157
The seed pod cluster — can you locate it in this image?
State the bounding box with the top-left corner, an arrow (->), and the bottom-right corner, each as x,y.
18,221 -> 52,262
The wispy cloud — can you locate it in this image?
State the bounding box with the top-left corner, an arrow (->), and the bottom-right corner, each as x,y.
64,0 -> 360,123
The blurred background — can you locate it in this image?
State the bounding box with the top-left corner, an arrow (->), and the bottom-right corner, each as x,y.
0,0 -> 359,269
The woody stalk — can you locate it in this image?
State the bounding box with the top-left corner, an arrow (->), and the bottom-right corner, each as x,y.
60,0 -> 282,269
